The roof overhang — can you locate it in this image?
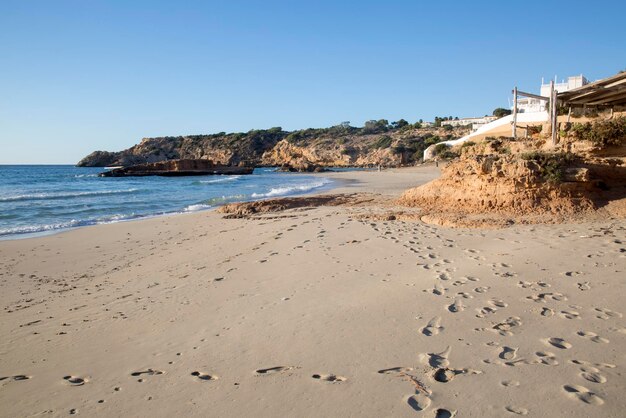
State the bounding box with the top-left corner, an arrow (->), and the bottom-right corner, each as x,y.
557,71 -> 626,106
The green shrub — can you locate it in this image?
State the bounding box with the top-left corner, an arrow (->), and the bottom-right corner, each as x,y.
432,143 -> 459,159
423,135 -> 440,146
571,117 -> 626,147
460,141 -> 476,148
439,149 -> 460,159
433,143 -> 449,155
392,145 -> 406,155
373,135 -> 392,149
493,107 -> 512,118
520,151 -> 576,183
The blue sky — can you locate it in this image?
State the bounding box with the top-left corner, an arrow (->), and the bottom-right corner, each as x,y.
1,0 -> 625,164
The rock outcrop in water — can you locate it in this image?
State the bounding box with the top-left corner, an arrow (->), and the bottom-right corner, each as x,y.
77,124 -> 469,169
99,159 -> 254,177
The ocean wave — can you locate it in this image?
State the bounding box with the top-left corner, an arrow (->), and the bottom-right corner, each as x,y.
0,213 -> 139,236
0,219 -> 84,236
74,174 -> 98,178
184,203 -> 213,212
183,194 -> 248,212
251,179 -> 330,198
0,189 -> 139,202
197,175 -> 241,184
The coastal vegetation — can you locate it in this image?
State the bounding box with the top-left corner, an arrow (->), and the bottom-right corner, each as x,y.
520,151 -> 577,183
432,143 -> 460,159
78,120 -> 469,170
570,116 -> 626,148
492,107 -> 512,118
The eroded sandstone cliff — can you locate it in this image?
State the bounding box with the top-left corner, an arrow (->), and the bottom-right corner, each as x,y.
399,116 -> 626,226
77,125 -> 468,169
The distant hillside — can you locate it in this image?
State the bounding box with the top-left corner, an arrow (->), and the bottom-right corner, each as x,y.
77,120 -> 469,171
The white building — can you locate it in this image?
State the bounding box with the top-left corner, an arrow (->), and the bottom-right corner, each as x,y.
441,116 -> 498,132
517,74 -> 589,113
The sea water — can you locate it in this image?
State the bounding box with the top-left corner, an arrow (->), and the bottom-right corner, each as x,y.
0,165 -> 334,239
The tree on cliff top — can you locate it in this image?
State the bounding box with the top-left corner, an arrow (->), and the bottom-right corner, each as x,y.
362,119 -> 390,134
493,108 -> 512,118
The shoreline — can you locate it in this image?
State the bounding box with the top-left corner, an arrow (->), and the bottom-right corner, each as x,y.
0,168 -> 366,242
0,165 -> 440,242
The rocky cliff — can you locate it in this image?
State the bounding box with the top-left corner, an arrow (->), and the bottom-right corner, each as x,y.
77,124 -> 469,169
399,116 -> 626,226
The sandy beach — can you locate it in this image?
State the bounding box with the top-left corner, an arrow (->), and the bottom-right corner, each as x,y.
1,166 -> 625,417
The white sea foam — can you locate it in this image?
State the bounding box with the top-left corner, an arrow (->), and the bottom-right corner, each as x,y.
198,175 -> 241,184
0,189 -> 139,202
0,213 -> 140,236
184,203 -> 213,212
251,179 -> 330,198
0,219 -> 83,235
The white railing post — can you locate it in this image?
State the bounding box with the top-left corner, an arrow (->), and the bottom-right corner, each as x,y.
512,87 -> 518,139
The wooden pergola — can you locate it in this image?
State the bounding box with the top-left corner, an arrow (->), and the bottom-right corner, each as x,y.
557,71 -> 626,107
512,71 -> 626,146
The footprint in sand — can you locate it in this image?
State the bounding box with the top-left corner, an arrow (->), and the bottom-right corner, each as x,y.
434,408 -> 456,417
577,282 -> 591,291
499,346 -> 518,361
256,366 -> 294,375
528,292 -> 567,303
63,376 -> 86,386
419,346 -> 452,368
519,281 -> 551,290
433,368 -> 458,383
191,371 -> 218,381
433,367 -> 481,383
505,406 -> 529,415
570,359 -> 616,369
535,351 -> 558,366
456,292 -> 473,299
492,317 -> 522,336
312,374 -> 346,382
545,337 -> 572,350
477,306 -> 498,317
541,307 -> 554,317
501,380 -> 520,387
577,331 -> 609,344
474,286 -> 490,294
579,366 -> 607,384
0,375 -> 31,382
406,392 -> 431,411
452,278 -> 467,287
378,367 -> 414,374
559,310 -> 581,320
448,298 -> 464,313
489,298 -> 508,308
563,384 -> 604,405
432,283 -> 446,296
131,369 -> 164,381
594,307 -> 623,320
504,358 -> 535,367
420,317 -> 443,336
